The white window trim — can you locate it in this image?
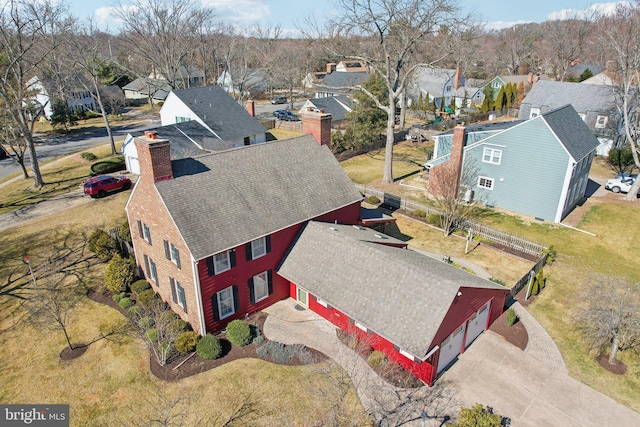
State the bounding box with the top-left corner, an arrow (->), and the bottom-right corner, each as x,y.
217,287 -> 235,320
355,321 -> 368,332
478,176 -> 494,190
317,299 -> 328,308
149,258 -> 158,283
176,282 -> 186,308
253,271 -> 269,303
143,223 -> 151,244
213,251 -> 231,275
595,115 -> 608,129
170,243 -> 179,266
251,237 -> 267,260
491,81 -> 500,88
482,147 -> 502,165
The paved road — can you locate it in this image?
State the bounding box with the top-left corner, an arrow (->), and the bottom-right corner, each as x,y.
0,117 -> 159,181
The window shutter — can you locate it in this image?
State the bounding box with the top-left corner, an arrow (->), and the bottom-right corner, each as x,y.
265,235 -> 271,253
175,249 -> 181,269
230,250 -> 236,268
163,240 -> 170,260
206,256 -> 214,276
248,278 -> 255,304
232,285 -> 239,314
137,220 -> 143,238
170,278 -> 177,303
311,295 -> 317,301
267,270 -> 273,295
245,243 -> 253,261
211,295 -> 220,321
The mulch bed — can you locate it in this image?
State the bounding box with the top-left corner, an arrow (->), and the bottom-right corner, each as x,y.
86,288 -> 327,381
488,309 -> 528,351
336,330 -> 423,389
60,344 -> 89,361
596,355 -> 627,375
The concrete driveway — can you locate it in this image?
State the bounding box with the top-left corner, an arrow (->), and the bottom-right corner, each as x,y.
264,299 -> 640,426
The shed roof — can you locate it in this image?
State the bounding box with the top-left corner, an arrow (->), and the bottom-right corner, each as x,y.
155,136 -> 362,260
277,221 -> 506,357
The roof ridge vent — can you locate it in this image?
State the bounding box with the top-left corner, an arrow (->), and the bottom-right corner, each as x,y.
352,225 -> 364,230
373,233 -> 387,239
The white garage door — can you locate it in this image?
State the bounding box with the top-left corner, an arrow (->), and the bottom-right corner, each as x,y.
437,323 -> 466,373
465,301 -> 491,349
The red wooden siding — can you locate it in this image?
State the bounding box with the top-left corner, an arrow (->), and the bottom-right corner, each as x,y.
199,202 -> 361,333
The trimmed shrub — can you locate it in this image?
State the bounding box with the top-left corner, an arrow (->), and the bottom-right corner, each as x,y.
118,297 -> 133,309
413,209 -> 426,218
104,254 -> 135,293
367,195 -> 380,204
88,229 -> 117,260
175,331 -> 200,354
138,316 -> 154,329
347,336 -> 359,350
226,319 -> 252,346
90,157 -> 126,175
112,292 -> 125,302
80,152 -> 97,161
196,334 -> 222,359
543,245 -> 558,264
368,350 -> 387,366
145,328 -> 158,342
506,308 -> 518,326
136,289 -> 158,309
426,213 -> 441,226
535,270 -> 546,290
131,279 -> 151,295
128,306 -> 143,317
253,334 -> 265,345
119,219 -> 132,243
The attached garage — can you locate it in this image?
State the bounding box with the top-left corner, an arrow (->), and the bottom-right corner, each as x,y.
277,221 -> 509,386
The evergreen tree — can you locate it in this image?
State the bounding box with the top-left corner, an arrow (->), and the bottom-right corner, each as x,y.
417,93 -> 424,111
517,81 -> 526,105
579,68 -> 594,82
496,86 -> 507,110
505,84 -> 513,108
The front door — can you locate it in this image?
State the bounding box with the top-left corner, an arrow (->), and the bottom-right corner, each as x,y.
296,287 -> 308,307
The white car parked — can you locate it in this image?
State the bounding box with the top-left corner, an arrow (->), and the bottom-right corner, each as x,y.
605,175 -> 636,193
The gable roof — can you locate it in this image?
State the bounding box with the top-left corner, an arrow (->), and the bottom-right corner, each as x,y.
519,80 -> 616,115
541,104 -> 600,160
305,96 -> 353,121
320,71 -> 370,88
155,136 -> 362,260
123,78 -> 171,100
277,221 -> 507,357
168,85 -> 267,140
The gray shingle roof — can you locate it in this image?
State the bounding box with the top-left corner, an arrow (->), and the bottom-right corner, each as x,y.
518,80 -> 616,116
305,96 -> 353,121
123,78 -> 172,100
170,86 -> 267,140
320,71 -> 370,88
277,221 -> 507,357
541,104 -> 600,161
156,136 -> 362,260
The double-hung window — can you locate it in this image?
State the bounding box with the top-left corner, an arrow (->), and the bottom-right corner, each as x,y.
170,278 -> 187,312
144,255 -> 158,284
137,220 -> 152,244
249,271 -> 272,304
163,240 -> 181,269
482,147 -> 502,165
206,250 -> 236,276
246,236 -> 270,261
217,286 -> 235,319
478,176 -> 494,190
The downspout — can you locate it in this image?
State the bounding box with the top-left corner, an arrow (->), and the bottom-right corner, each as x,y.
192,257 -> 207,336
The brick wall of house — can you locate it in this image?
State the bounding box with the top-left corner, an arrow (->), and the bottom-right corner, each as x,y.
302,111 -> 332,147
128,136 -> 203,334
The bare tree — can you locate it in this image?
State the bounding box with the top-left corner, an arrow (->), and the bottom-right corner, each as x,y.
0,0 -> 69,188
542,14 -> 594,81
493,24 -> 541,75
112,0 -> 215,90
596,3 -> 640,201
24,260 -> 86,351
0,106 -> 29,177
323,0 -> 469,184
574,275 -> 640,365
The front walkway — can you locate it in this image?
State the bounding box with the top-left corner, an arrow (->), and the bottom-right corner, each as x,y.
264,298 -> 640,426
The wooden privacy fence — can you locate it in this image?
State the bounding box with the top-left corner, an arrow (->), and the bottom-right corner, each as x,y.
109,227 -> 134,258
509,253 -> 548,302
355,183 -> 547,258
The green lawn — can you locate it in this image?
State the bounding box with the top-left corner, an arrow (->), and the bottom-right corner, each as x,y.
344,145 -> 640,412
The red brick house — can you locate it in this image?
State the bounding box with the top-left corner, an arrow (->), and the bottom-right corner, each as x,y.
126,111 -> 508,385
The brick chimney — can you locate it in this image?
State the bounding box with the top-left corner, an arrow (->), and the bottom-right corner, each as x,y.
135,131 -> 173,182
326,63 -> 336,73
246,98 -> 255,117
449,124 -> 466,196
302,110 -> 332,147
454,67 -> 461,91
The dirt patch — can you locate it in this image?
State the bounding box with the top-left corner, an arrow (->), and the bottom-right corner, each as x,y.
488,311 -> 528,351
596,355 -> 627,375
87,289 -> 327,382
60,344 -> 89,360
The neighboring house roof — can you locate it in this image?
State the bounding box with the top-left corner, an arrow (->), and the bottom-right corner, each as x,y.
320,71 -> 370,89
277,221 -> 506,357
336,61 -> 367,72
127,121 -> 214,160
410,67 -> 457,97
581,72 -> 616,86
217,68 -> 273,92
542,104 -> 601,161
303,96 -> 353,121
168,85 -> 267,140
155,136 -> 362,260
565,63 -> 603,78
518,80 -> 616,116
123,78 -> 172,100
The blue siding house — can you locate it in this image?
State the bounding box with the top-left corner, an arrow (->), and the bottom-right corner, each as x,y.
426,105 -> 599,223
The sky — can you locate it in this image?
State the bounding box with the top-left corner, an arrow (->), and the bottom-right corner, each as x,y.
67,0 -> 631,35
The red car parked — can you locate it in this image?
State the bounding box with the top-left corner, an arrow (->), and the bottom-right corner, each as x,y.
83,175 -> 132,198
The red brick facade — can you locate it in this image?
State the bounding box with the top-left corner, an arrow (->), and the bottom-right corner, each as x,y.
302,111 -> 332,147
